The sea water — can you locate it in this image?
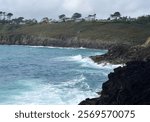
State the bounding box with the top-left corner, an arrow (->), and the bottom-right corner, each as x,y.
0,45 -> 120,105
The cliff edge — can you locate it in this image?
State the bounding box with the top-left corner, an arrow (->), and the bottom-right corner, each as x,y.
79,60 -> 150,105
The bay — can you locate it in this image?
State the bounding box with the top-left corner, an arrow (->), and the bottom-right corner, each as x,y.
0,45 -> 120,105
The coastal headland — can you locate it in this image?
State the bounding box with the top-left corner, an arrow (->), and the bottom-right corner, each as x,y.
1,21 -> 150,105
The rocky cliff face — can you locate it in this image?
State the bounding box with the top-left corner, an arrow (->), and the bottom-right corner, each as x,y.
0,34 -> 118,49
91,43 -> 150,64
79,60 -> 150,105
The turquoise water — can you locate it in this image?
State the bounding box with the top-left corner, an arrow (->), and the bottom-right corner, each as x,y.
0,45 -> 120,105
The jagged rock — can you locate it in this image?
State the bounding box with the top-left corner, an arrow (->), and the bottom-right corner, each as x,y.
91,44 -> 150,64
79,60 -> 150,105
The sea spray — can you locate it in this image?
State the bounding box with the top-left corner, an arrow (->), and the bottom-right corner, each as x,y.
0,45 -> 120,105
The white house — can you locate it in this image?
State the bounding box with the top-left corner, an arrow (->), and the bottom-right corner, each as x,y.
85,14 -> 96,21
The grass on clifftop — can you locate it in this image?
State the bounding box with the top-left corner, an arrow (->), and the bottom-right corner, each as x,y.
0,21 -> 150,45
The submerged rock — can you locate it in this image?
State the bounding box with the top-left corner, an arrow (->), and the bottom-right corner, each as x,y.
79,60 -> 150,105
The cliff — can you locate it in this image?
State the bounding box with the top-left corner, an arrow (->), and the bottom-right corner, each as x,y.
0,33 -> 116,49
1,22 -> 150,49
79,60 -> 150,105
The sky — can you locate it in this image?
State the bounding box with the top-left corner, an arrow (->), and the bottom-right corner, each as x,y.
0,0 -> 150,20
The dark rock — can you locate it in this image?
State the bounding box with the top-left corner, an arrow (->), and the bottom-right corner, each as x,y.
0,34 -> 118,49
91,44 -> 150,64
79,60 -> 150,105
79,98 -> 100,105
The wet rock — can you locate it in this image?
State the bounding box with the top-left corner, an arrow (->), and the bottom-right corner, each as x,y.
91,44 -> 150,64
79,60 -> 150,105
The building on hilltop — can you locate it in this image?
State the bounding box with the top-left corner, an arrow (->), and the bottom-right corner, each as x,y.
85,14 -> 96,21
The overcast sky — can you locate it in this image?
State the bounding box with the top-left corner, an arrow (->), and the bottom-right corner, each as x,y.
0,0 -> 150,20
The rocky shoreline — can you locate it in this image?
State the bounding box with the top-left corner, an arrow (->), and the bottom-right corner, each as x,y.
91,43 -> 150,64
0,34 -> 122,49
1,23 -> 150,105
79,60 -> 150,105
79,39 -> 150,105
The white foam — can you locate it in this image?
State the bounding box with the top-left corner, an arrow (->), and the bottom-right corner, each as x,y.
51,55 -> 81,62
82,61 -> 123,69
7,75 -> 98,105
79,47 -> 86,49
59,75 -> 90,90
61,74 -> 86,86
47,46 -> 86,50
29,45 -> 86,50
29,46 -> 45,48
58,55 -> 123,69
69,55 -> 83,61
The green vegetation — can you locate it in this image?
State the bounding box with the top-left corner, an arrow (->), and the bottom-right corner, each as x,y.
0,11 -> 150,48
0,21 -> 150,46
15,22 -> 150,43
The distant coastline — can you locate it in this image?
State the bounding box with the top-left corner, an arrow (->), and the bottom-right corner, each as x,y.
0,22 -> 150,62
0,22 -> 150,48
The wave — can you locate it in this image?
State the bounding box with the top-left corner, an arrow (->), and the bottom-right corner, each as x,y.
58,74 -> 89,90
58,54 -> 123,69
5,75 -> 97,105
82,61 -> 123,69
68,55 -> 84,61
28,45 -> 86,50
28,46 -> 45,48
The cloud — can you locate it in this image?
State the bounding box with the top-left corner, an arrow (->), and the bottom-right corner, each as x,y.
0,0 -> 149,20
62,0 -> 93,13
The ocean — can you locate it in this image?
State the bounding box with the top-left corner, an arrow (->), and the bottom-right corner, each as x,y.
0,45 -> 120,105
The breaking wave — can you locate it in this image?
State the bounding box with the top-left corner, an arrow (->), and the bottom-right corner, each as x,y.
56,55 -> 122,69
4,75 -> 97,105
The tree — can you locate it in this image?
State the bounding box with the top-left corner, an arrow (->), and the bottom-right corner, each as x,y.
0,11 -> 3,20
18,17 -> 24,22
2,12 -> 6,20
114,12 -> 121,18
137,15 -> 150,24
111,12 -> 121,20
72,13 -> 82,20
7,13 -> 13,20
59,14 -> 66,22
32,18 -> 38,24
107,17 -> 110,21
59,14 -> 66,19
41,17 -> 49,23
12,17 -> 24,24
24,19 -> 37,24
120,16 -> 128,22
